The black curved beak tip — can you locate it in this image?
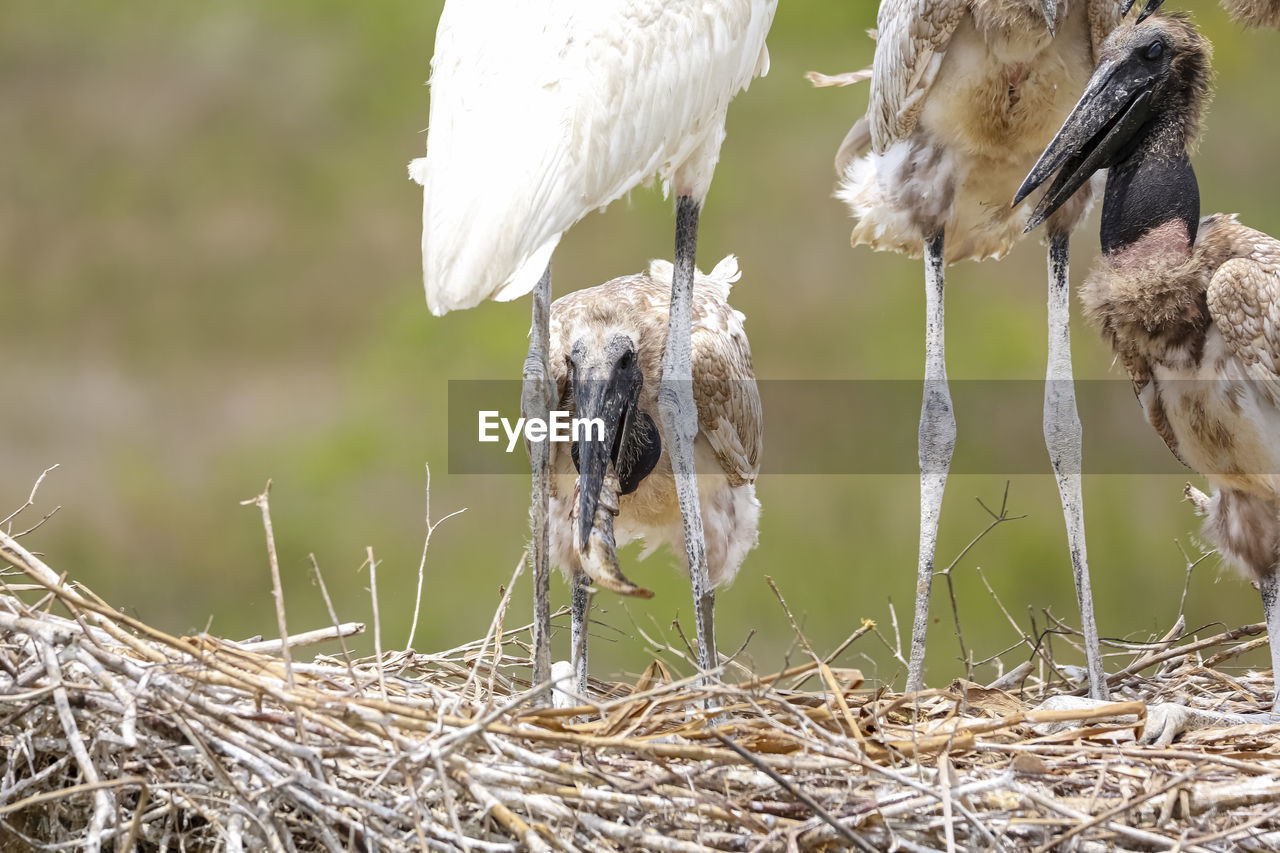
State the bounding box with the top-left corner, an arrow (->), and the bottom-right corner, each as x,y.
1011,181 -> 1036,209
1135,0 -> 1162,23
1012,164 -> 1052,211
1120,0 -> 1137,14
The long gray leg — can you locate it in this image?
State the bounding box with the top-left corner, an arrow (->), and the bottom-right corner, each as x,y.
658,195 -> 716,678
907,232 -> 956,694
1262,570 -> 1280,711
571,570 -> 590,694
1044,233 -> 1108,700
522,264 -> 554,696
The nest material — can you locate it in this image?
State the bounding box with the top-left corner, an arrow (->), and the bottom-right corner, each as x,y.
4,530 -> 1280,852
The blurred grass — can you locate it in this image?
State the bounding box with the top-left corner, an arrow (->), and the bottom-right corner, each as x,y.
4,1 -> 1280,687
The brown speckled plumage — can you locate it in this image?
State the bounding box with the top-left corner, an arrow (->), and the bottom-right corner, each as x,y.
1226,0 -> 1280,27
1040,10 -> 1280,718
1087,213 -> 1280,578
822,0 -> 1126,263
1145,0 -> 1280,29
546,257 -> 762,590
1077,11 -> 1280,587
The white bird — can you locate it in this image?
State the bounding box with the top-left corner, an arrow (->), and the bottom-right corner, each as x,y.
811,0 -> 1126,697
409,0 -> 776,690
548,257 -> 761,692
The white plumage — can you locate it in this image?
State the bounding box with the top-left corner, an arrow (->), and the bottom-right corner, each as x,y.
409,0 -> 775,316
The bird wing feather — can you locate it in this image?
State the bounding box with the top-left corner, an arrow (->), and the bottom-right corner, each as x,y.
1087,0 -> 1127,63
1223,0 -> 1280,29
687,258 -> 762,485
1136,372 -> 1190,467
418,0 -> 775,316
1206,225 -> 1280,394
867,0 -> 965,154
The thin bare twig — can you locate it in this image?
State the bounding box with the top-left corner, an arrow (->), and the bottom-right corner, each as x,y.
407,463 -> 467,651
939,483 -> 1026,682
240,481 -> 295,692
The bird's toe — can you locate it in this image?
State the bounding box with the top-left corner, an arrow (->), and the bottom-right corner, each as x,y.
1139,704 -> 1193,747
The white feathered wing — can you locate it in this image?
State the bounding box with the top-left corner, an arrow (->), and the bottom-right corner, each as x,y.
410,0 -> 776,316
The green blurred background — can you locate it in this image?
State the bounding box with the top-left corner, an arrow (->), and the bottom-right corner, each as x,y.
4,0 -> 1279,690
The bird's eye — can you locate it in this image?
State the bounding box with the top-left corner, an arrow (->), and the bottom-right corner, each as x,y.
1143,41 -> 1163,61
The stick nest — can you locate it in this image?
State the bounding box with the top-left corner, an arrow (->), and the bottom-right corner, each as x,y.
4,529 -> 1280,853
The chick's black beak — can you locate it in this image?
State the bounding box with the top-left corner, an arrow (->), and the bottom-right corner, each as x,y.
572,353 -> 640,550
1015,57 -> 1155,232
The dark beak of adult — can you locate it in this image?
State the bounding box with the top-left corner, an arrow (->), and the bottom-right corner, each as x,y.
1121,0 -> 1165,24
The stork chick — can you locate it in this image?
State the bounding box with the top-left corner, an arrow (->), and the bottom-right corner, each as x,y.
813,0 -> 1127,697
1019,14 -> 1280,733
548,256 -> 762,693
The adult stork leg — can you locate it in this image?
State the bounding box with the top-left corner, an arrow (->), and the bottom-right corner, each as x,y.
1261,569 -> 1280,711
907,232 -> 956,694
522,263 -> 554,697
659,195 -> 717,679
570,570 -> 591,694
1044,232 -> 1108,700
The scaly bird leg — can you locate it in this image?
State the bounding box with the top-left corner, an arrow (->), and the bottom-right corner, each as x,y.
659,195 -> 717,679
1262,569 -> 1280,711
522,263 -> 554,698
1044,232 -> 1108,700
907,232 -> 956,694
570,570 -> 591,695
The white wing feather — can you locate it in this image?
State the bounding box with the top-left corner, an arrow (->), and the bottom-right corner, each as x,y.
416,0 -> 776,316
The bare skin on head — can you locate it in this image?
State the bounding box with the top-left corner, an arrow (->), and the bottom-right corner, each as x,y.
1020,14 -> 1280,740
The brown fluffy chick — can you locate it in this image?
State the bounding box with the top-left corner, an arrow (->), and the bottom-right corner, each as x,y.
547,256 -> 761,694
1019,14 -> 1280,738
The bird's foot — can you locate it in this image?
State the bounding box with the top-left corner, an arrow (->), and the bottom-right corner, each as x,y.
550,660 -> 578,710
1029,696 -> 1278,746
572,468 -> 652,599
1138,703 -> 1280,747
1184,482 -> 1212,515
